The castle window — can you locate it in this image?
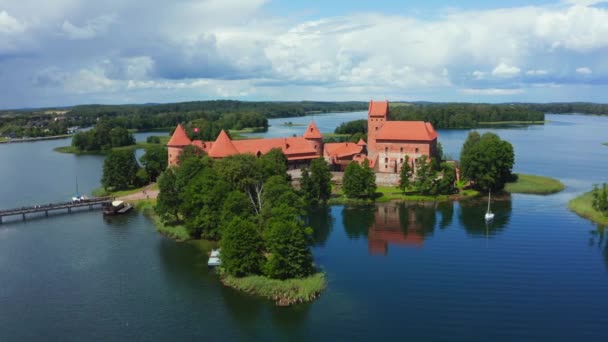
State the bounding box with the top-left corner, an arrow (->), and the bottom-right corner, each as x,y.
385,147 -> 388,153
385,158 -> 388,163
376,127 -> 378,131
400,158 -> 403,163
415,148 -> 419,153
400,147 -> 403,152
385,165 -> 388,169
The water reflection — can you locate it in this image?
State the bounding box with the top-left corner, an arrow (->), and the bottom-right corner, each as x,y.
305,205 -> 333,246
589,223 -> 608,270
458,195 -> 512,237
342,205 -> 375,239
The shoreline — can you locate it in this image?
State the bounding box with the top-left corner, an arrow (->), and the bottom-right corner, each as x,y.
0,134 -> 72,144
568,191 -> 608,226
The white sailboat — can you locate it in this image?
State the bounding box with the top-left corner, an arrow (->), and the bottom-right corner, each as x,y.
484,190 -> 495,221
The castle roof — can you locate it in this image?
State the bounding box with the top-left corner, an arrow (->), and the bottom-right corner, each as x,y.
167,123 -> 192,147
369,100 -> 389,117
376,121 -> 437,142
303,121 -> 323,139
233,137 -> 318,158
324,142 -> 364,159
208,130 -> 239,158
356,138 -> 367,146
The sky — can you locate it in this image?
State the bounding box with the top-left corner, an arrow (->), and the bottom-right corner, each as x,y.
1,0 -> 608,109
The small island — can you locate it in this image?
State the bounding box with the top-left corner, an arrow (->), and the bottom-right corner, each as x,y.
504,173 -> 565,195
568,184 -> 608,226
281,121 -> 306,127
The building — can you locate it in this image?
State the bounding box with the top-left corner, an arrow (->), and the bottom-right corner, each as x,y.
167,100 -> 438,174
168,121 -> 323,169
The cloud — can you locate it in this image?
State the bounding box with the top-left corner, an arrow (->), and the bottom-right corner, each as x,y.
576,67 -> 593,74
61,15 -> 114,40
472,70 -> 486,79
492,63 -> 521,78
526,69 -> 549,76
0,10 -> 26,34
461,88 -> 524,95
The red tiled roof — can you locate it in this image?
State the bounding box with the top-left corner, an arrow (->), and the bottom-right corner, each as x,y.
324,142 -> 363,159
208,130 -> 239,158
167,124 -> 192,147
353,154 -> 377,168
303,121 -> 322,139
369,100 -> 389,117
376,121 -> 437,141
233,136 -> 318,159
357,138 -> 367,146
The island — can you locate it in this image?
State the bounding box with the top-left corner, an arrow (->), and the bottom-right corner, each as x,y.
504,174 -> 565,195
569,184 -> 608,226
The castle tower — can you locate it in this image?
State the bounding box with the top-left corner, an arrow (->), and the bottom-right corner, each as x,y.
367,100 -> 389,158
208,130 -> 239,158
303,121 -> 323,156
167,123 -> 192,166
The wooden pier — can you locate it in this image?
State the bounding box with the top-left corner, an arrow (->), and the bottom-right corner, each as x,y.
0,197 -> 113,224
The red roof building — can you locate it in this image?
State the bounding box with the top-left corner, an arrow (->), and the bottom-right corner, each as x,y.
167,100 -> 438,176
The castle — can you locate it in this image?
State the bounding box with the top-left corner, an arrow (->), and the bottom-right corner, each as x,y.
167,100 -> 438,173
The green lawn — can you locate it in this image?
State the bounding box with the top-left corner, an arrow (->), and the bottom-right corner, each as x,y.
329,184 -> 478,204
220,271 -> 326,306
568,191 -> 608,226
92,183 -> 158,197
505,173 -> 565,195
0,137 -> 8,142
136,199 -> 191,241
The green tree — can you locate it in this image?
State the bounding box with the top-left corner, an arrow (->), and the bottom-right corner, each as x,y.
177,145 -> 205,164
414,155 -> 438,195
156,168 -> 180,223
361,159 -> 377,198
140,145 -> 168,182
343,161 -> 364,198
257,148 -> 288,180
399,155 -> 412,193
460,131 -> 515,191
220,217 -> 265,277
437,162 -> 456,194
101,149 -> 140,190
180,168 -> 230,239
221,191 -> 254,226
146,135 -> 161,144
109,127 -> 135,147
263,210 -> 314,279
310,157 -> 332,203
300,167 -> 314,203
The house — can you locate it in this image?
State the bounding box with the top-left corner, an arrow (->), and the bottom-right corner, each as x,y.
167,100 -> 438,174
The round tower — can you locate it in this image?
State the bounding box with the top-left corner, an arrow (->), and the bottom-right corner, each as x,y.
167,123 -> 192,166
303,121 -> 323,156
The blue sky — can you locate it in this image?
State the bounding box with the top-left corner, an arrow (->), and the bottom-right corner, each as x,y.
1,0 -> 608,108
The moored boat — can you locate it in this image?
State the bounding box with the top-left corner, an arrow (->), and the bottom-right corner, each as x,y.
208,249 -> 221,267
103,200 -> 133,215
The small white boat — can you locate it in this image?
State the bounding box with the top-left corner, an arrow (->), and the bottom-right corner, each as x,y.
485,190 -> 495,221
208,249 -> 221,267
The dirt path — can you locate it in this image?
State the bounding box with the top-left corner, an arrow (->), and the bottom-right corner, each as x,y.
117,183 -> 159,202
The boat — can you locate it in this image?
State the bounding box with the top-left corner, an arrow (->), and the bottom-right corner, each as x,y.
484,190 -> 495,221
103,200 -> 133,215
208,249 -> 221,267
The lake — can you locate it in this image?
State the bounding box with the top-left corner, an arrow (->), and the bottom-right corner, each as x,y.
1,113 -> 608,341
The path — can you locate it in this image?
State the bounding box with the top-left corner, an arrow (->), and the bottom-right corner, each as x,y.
118,183 -> 159,202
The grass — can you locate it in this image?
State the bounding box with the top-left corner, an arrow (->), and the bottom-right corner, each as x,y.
135,199 -> 191,241
220,271 -> 326,306
0,137 -> 8,142
568,191 -> 608,226
328,184 -> 479,205
505,173 -> 565,195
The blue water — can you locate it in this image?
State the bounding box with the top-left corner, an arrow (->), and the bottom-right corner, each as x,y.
1,114 -> 608,341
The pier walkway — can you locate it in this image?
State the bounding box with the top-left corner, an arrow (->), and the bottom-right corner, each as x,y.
0,197 -> 113,223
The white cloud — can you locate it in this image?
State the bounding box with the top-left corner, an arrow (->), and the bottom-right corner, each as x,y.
0,10 -> 26,33
472,70 -> 486,79
492,63 -> 521,78
462,88 -> 524,95
526,69 -> 549,76
576,67 -> 593,74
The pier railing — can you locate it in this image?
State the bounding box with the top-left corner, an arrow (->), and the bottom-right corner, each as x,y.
0,197 -> 113,223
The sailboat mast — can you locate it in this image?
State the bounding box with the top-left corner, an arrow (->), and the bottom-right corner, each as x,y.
487,189 -> 491,213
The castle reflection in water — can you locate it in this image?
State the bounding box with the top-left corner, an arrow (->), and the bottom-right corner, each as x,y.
368,204 -> 425,254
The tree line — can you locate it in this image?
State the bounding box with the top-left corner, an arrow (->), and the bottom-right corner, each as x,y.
592,183 -> 608,216
101,144 -> 168,191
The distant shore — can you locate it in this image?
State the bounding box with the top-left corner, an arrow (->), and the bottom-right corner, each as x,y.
0,134 -> 72,144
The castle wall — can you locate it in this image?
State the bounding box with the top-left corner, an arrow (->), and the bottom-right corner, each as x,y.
374,139 -> 436,173
168,146 -> 183,167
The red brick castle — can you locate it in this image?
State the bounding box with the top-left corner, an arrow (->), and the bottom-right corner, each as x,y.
168,100 -> 438,174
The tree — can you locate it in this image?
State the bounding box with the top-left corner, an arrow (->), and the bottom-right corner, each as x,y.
221,217 -> 265,277
310,157 -> 332,203
156,168 -> 180,223
414,155 -> 438,195
263,209 -> 314,279
343,160 -> 376,198
146,135 -> 161,144
180,168 -> 230,239
177,145 -> 205,164
460,131 -> 515,191
437,162 -> 456,195
257,148 -> 288,181
140,145 -> 167,182
109,127 -> 135,148
300,167 -> 314,203
221,191 -> 254,226
399,155 -> 412,193
101,149 -> 140,190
